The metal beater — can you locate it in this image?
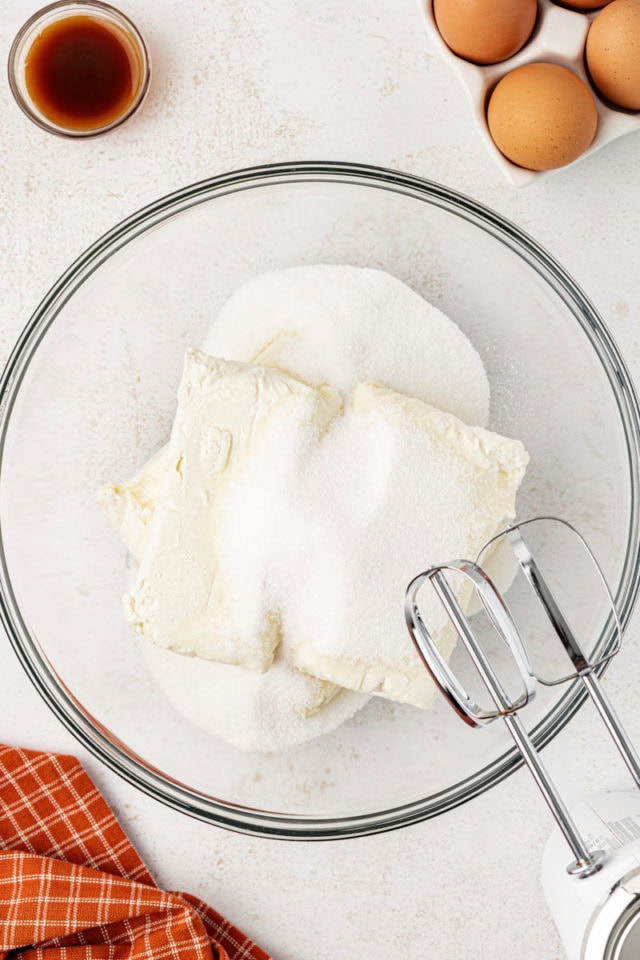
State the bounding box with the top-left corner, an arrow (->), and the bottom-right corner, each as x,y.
404,516 -> 640,880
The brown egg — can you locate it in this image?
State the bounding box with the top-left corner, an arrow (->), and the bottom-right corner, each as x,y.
433,0 -> 538,65
586,0 -> 640,110
487,63 -> 598,170
556,1 -> 613,9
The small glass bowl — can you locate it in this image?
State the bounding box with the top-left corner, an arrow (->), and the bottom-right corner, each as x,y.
7,0 -> 150,138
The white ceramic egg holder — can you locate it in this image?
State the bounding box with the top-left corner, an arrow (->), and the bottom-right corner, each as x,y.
419,0 -> 640,186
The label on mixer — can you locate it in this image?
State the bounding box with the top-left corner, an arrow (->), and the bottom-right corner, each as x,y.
583,792 -> 640,859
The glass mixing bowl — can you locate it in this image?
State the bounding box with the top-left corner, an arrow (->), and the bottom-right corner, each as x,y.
1,162 -> 639,838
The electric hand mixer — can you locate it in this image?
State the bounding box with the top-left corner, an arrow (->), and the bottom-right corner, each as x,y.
405,516 -> 640,960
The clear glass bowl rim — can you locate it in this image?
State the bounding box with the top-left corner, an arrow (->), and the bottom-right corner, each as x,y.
2,160 -> 639,839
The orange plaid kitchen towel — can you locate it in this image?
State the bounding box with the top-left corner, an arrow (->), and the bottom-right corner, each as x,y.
0,744 -> 271,960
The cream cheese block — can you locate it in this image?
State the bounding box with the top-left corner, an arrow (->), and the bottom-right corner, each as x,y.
282,383 -> 529,706
102,459 -> 362,745
103,363 -> 527,710
98,446 -> 166,564
123,349 -> 342,672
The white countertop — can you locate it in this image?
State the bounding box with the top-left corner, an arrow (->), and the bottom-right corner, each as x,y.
2,2 -> 640,957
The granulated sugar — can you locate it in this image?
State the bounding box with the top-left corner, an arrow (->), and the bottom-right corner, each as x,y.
107,266 -> 504,751
204,265 -> 490,428
141,638 -> 369,753
216,383 -> 527,709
